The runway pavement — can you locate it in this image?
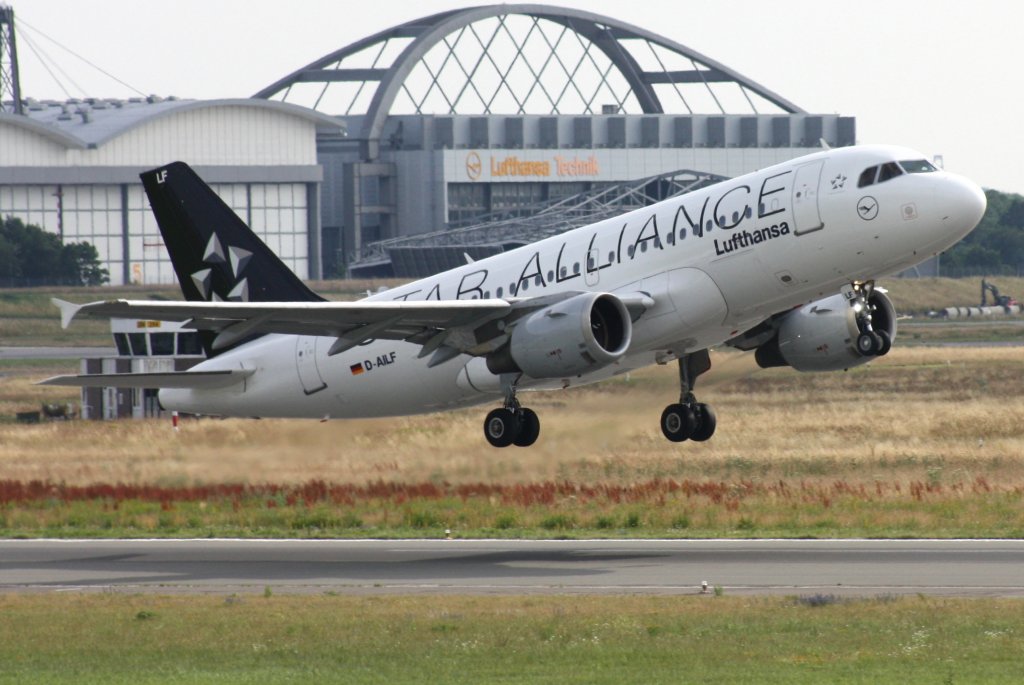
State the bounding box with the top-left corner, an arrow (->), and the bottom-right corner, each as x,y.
1,539 -> 1023,597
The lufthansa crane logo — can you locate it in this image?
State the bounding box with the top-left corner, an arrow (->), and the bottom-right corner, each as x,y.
466,151 -> 483,181
857,196 -> 879,221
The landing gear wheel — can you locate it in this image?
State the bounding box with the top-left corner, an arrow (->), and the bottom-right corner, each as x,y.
513,408 -> 540,447
856,331 -> 882,356
661,403 -> 697,442
876,330 -> 892,357
690,403 -> 717,442
484,408 -> 521,448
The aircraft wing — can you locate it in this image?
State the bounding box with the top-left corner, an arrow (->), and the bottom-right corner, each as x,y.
54,291 -> 654,367
54,297 -> 517,364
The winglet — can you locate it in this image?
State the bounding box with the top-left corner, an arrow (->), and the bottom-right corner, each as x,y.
52,298 -> 84,329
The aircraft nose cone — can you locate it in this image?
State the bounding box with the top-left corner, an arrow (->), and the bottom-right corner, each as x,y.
944,175 -> 987,234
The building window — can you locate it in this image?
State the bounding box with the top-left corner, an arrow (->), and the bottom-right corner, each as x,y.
126,182 -> 309,286
177,332 -> 204,356
150,333 -> 175,356
447,183 -> 488,225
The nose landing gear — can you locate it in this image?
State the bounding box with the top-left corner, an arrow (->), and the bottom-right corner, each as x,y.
850,281 -> 892,358
660,349 -> 716,443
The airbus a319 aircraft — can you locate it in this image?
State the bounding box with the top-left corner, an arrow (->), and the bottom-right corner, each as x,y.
44,145 -> 986,447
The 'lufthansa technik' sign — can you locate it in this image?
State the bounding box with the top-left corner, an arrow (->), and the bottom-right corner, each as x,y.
463,151 -> 601,181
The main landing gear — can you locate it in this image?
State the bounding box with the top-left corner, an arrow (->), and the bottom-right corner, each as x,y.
660,349 -> 717,443
483,352 -> 718,448
483,376 -> 540,448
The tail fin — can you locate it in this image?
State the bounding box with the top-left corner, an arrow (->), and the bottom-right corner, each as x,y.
140,162 -> 323,303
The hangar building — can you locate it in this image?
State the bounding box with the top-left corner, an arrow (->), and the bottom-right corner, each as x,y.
256,5 -> 855,278
2,4 -> 855,284
0,97 -> 342,285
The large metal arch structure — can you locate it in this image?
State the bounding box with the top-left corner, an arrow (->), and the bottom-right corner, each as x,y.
255,4 -> 805,160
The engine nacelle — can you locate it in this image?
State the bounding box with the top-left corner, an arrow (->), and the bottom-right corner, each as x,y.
755,291 -> 897,372
487,292 -> 632,378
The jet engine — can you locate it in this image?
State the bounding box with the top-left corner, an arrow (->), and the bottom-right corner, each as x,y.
754,290 -> 896,372
487,292 -> 632,378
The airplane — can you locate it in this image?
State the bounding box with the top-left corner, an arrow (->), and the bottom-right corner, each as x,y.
43,144 -> 986,447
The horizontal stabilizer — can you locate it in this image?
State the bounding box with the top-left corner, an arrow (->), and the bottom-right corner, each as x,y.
52,298 -> 84,330
37,369 -> 254,389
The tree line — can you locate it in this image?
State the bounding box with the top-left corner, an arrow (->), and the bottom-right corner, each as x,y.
942,189 -> 1024,276
0,217 -> 109,286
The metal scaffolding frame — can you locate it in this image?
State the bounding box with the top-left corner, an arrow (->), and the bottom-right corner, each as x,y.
351,167 -> 726,276
0,6 -> 23,114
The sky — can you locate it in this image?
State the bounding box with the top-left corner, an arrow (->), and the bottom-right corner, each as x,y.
9,0 -> 1024,193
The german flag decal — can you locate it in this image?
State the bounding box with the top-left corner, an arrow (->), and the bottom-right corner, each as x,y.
350,363 -> 365,376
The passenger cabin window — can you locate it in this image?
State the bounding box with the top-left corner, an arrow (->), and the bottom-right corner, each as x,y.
878,162 -> 903,183
858,166 -> 878,188
900,159 -> 938,174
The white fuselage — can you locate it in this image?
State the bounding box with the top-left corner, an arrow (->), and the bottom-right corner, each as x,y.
160,145 -> 986,418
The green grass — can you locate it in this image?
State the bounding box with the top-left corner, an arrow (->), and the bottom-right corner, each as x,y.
0,594 -> 1021,684
3,477 -> 1024,539
899,320 -> 1024,344
880,276 -> 1024,315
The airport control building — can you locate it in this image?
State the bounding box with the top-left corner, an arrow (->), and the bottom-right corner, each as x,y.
1,4 -> 857,285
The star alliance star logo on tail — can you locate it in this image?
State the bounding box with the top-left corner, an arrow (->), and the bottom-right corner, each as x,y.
191,233 -> 254,301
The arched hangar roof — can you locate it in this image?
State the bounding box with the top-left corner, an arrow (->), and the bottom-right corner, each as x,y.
11,98 -> 343,149
255,4 -> 804,157
0,110 -> 86,148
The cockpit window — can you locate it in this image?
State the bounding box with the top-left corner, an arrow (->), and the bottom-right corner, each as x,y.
859,159 -> 920,188
858,166 -> 878,188
877,162 -> 903,183
899,159 -> 938,174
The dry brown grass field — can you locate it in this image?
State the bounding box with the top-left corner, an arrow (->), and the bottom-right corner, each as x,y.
3,279 -> 1024,536
2,346 -> 1022,487
3,345 -> 1024,537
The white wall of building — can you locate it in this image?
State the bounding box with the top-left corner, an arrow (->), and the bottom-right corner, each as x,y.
0,103 -> 322,284
0,124 -> 69,165
0,105 -> 318,167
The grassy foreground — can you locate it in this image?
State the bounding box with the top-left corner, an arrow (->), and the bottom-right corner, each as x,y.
0,594 -> 1021,684
2,475 -> 1023,539
0,589 -> 1019,679
2,346 -> 1024,538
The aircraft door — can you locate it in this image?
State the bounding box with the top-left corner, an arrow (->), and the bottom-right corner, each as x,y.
584,249 -> 600,286
295,336 -> 328,395
792,160 -> 825,235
